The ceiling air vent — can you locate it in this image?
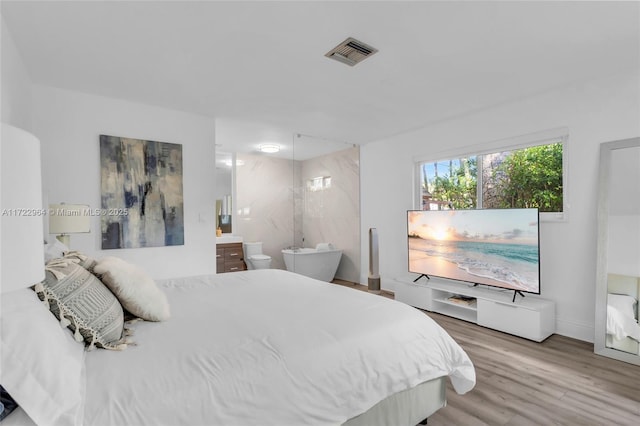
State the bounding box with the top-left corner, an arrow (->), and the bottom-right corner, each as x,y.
325,37 -> 378,67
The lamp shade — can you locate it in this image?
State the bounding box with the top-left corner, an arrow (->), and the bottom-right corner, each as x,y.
1,123 -> 45,293
49,204 -> 91,234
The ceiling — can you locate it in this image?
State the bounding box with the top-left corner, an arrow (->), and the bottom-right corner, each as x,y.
2,1 -> 639,157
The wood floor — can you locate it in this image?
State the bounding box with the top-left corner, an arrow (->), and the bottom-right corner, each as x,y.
332,280 -> 640,425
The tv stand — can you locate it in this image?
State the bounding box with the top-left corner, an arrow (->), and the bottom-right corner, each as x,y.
395,276 -> 555,342
413,274 -> 430,283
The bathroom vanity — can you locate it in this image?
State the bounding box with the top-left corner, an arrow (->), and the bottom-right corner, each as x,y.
216,237 -> 246,273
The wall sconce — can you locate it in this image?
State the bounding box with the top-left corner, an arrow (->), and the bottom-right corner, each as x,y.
49,203 -> 90,247
223,159 -> 244,167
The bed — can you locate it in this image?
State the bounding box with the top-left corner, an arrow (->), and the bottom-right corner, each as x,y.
606,274 -> 640,355
1,267 -> 475,426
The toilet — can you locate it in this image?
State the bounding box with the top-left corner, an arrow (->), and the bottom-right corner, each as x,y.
243,242 -> 272,270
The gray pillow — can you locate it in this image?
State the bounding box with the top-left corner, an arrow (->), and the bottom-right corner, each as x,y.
35,259 -> 127,350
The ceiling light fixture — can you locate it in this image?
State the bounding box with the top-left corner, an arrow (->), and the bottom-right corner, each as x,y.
259,144 -> 280,154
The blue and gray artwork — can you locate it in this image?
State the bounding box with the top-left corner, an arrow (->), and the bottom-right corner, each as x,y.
100,135 -> 184,249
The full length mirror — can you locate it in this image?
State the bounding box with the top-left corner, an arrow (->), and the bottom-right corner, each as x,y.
595,137 -> 640,365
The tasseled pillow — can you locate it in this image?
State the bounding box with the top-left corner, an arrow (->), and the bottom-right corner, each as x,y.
33,258 -> 133,351
62,250 -> 98,273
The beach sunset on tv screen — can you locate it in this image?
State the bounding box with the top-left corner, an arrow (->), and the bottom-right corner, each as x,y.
408,208 -> 540,293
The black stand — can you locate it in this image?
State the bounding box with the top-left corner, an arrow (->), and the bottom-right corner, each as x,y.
512,290 -> 525,303
413,274 -> 430,283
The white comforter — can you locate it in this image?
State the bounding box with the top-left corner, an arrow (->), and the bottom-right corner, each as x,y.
82,269 -> 475,426
607,305 -> 640,342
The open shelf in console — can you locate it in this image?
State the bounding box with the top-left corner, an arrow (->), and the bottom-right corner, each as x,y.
430,288 -> 477,322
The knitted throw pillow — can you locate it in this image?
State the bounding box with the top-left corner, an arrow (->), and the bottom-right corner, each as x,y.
34,259 -> 128,350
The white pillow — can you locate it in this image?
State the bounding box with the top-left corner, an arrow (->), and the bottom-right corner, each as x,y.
93,257 -> 170,321
0,288 -> 85,426
608,293 -> 637,319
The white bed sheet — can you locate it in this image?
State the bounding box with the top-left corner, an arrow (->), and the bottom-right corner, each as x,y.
607,305 -> 640,342
82,269 -> 475,426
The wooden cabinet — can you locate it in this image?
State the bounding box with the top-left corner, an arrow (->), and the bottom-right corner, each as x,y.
216,242 -> 246,273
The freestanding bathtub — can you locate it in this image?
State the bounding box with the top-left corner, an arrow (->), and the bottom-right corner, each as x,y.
281,247 -> 343,282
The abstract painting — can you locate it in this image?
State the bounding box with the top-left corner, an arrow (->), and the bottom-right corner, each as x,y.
100,135 -> 184,249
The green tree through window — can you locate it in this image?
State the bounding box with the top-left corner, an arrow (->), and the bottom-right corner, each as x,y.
420,141 -> 564,213
485,143 -> 563,211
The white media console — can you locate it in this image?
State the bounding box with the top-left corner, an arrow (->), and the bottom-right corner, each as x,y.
395,276 -> 555,342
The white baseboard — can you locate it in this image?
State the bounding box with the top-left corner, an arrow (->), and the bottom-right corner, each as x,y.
555,316 -> 594,343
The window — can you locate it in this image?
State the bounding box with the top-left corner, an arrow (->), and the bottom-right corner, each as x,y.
307,176 -> 331,192
417,137 -> 566,219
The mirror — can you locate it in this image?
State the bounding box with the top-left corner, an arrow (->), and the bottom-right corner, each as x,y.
594,137 -> 640,365
215,151 -> 234,234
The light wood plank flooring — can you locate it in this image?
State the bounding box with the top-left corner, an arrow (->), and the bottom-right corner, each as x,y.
332,280 -> 640,425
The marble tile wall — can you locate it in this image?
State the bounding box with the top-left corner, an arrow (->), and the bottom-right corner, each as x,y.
299,146 -> 360,282
235,147 -> 360,282
235,154 -> 301,270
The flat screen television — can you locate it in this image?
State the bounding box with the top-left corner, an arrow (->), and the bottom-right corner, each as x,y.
407,208 -> 540,296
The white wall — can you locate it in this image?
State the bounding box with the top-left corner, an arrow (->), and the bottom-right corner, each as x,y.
1,14 -> 32,130
32,86 -> 217,279
361,69 -> 640,342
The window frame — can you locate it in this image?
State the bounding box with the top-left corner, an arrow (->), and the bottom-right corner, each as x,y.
413,128 -> 569,222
